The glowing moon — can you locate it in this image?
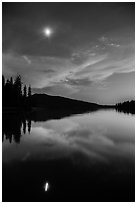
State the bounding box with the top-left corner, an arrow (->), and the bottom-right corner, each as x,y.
43,27 -> 53,38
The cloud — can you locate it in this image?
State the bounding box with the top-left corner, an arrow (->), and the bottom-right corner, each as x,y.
32,83 -> 78,96
62,77 -> 92,87
98,36 -> 108,42
2,50 -> 108,89
2,30 -> 134,104
39,69 -> 55,73
2,52 -> 78,88
22,55 -> 31,64
70,71 -> 135,104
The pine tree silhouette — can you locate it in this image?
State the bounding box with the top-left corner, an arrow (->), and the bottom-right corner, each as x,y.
28,85 -> 31,97
2,74 -> 32,110
23,85 -> 27,98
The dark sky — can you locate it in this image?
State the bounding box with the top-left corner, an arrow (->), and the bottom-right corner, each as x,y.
2,2 -> 135,104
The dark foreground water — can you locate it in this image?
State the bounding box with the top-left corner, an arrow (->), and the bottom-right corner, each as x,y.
2,109 -> 135,202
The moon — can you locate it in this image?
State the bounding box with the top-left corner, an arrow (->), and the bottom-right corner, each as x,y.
43,27 -> 53,38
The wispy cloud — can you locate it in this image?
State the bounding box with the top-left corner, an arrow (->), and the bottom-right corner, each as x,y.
22,55 -> 32,64
2,31 -> 134,103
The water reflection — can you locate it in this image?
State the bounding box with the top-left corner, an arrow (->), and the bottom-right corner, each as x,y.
2,114 -> 31,143
2,108 -> 135,144
116,107 -> 135,115
44,182 -> 49,192
2,109 -> 135,201
3,109 -> 97,144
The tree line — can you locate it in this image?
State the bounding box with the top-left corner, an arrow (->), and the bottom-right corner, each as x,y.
2,75 -> 32,110
116,100 -> 135,114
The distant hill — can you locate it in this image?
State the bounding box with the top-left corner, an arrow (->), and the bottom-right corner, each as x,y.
30,93 -> 102,111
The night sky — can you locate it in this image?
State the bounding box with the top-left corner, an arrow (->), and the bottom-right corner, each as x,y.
2,2 -> 135,104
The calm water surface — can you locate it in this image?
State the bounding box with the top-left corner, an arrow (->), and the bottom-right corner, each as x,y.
2,109 -> 135,201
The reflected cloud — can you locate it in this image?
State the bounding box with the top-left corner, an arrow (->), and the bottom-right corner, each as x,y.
3,110 -> 134,166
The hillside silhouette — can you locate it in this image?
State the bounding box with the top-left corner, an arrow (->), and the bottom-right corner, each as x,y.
2,75 -> 135,114
30,93 -> 101,111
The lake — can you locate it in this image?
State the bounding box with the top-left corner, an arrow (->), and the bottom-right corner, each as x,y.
2,109 -> 135,202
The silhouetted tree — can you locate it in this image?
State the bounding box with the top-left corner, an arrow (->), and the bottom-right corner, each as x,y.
2,74 -> 32,110
10,77 -> 13,85
116,100 -> 135,114
2,75 -> 5,88
4,79 -> 11,106
14,75 -> 22,97
23,85 -> 27,98
2,75 -> 5,106
28,85 -> 31,97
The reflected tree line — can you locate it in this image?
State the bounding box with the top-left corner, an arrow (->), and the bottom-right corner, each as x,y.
2,113 -> 31,144
2,75 -> 32,110
3,102 -> 135,144
2,109 -> 89,144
